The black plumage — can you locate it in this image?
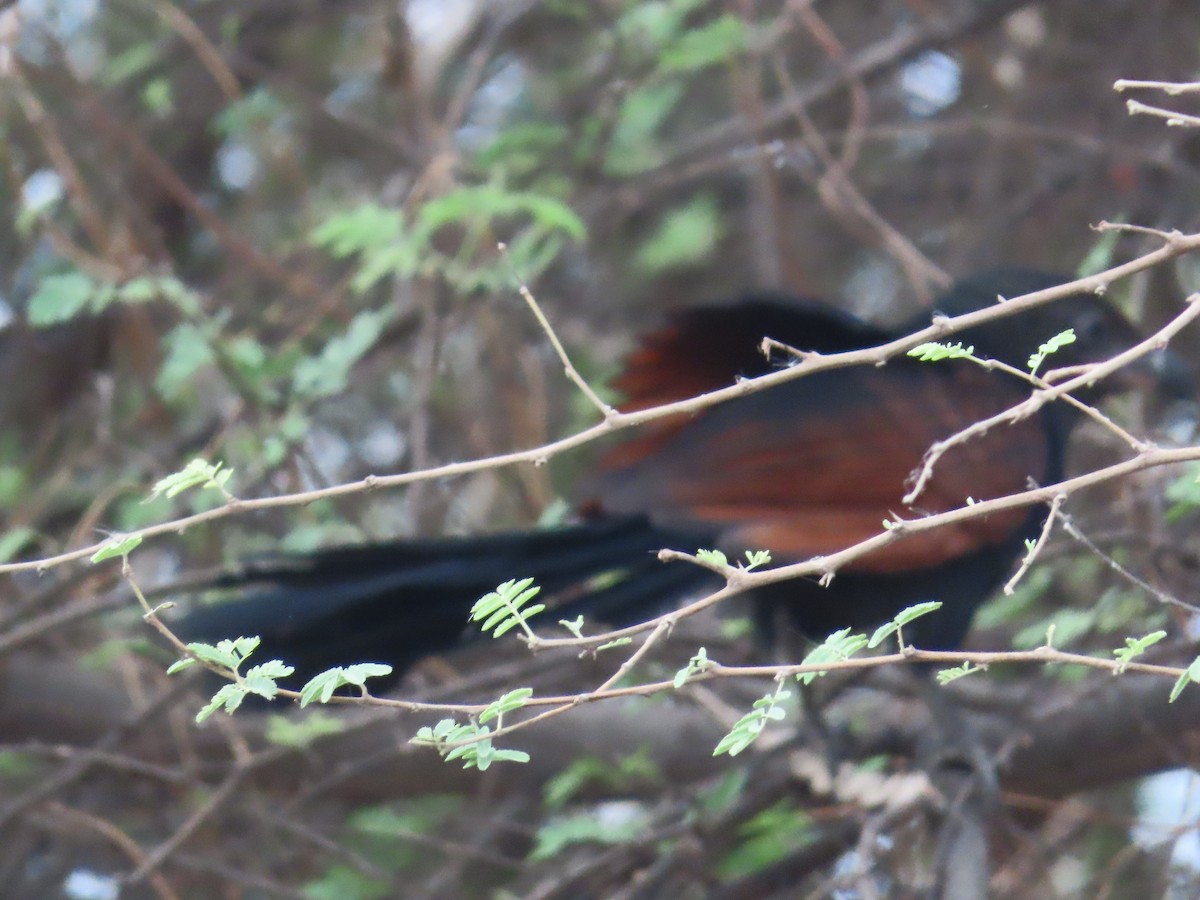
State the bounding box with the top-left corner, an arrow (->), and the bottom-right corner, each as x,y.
175,269 -> 1167,688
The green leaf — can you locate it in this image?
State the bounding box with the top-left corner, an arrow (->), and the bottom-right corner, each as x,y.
227,334 -> 268,372
935,662 -> 981,685
410,719 -> 530,770
559,616 -> 585,638
27,272 -> 97,326
1170,656 -> 1200,702
1013,607 -> 1095,650
674,647 -> 712,688
310,203 -> 405,258
488,748 -> 531,765
531,805 -> 650,860
1028,328 -> 1077,375
660,14 -> 746,72
90,532 -> 143,564
1078,218 -> 1125,277
635,193 -> 722,273
907,341 -> 976,362
291,309 -> 394,399
596,637 -> 634,651
185,637 -> 259,671
893,600 -> 943,628
152,275 -> 200,313
117,277 -> 161,303
302,864 -> 390,900
714,685 -> 790,756
300,670 -> 345,707
101,42 -> 162,87
196,683 -> 249,723
697,769 -> 748,816
243,660 -> 295,699
797,628 -> 868,685
156,323 -> 216,399
543,751 -> 658,809
415,185 -> 585,241
717,800 -> 814,879
340,663 -> 393,687
475,122 -> 569,172
346,797 -> 463,838
696,548 -> 728,567
522,193 -> 587,240
141,77 -> 174,116
743,550 -> 772,570
606,80 -> 686,176
0,466 -> 28,507
213,87 -> 287,138
868,600 -> 943,648
1113,630 -> 1167,673
0,526 -> 36,564
616,0 -> 695,48
445,724 -> 491,766
0,751 -> 36,777
297,663 -> 392,707
351,242 -> 422,294
413,718 -> 458,744
479,688 -> 534,724
148,458 -> 233,502
1165,464 -> 1200,522
471,578 -> 544,637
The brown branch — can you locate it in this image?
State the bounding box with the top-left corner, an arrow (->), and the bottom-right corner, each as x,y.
6,653 -> 1200,806
4,241 -> 1199,578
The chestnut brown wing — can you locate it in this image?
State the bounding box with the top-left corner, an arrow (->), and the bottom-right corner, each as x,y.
585,361 -> 1047,574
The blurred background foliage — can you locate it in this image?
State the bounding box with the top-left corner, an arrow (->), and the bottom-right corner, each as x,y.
3,0 -> 1200,897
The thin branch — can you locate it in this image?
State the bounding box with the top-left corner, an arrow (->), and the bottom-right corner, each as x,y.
1124,98 -> 1200,129
1060,515 -> 1200,615
261,639 -> 1196,756
1003,493 -> 1065,596
1115,79 -> 1200,95
6,241 -> 1200,578
127,767 -> 247,885
767,39 -> 948,299
150,0 -> 241,102
500,242 -> 616,418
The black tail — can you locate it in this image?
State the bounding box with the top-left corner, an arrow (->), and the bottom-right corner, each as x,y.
172,515 -> 716,690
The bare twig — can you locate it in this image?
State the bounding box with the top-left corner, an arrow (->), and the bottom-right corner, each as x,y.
1060,515 -> 1199,614
1115,79 -> 1200,95
1003,493 -> 1066,595
1124,99 -> 1200,129
500,242 -> 616,418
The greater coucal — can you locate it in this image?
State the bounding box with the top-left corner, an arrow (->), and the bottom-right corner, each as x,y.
175,268 -> 1180,689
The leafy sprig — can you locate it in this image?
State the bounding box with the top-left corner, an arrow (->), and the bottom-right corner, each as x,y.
471,578 -> 546,639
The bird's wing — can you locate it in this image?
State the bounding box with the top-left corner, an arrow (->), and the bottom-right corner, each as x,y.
585,302 -> 1049,574
598,298 -> 893,470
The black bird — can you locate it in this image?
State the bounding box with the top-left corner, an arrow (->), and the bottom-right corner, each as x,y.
175,269 -> 1176,689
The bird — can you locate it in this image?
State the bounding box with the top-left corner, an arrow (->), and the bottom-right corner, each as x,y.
174,268 -> 1182,691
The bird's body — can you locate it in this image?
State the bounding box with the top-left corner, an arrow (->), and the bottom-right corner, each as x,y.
176,269 -> 1153,688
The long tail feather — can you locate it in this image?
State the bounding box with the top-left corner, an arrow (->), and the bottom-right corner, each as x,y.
172,515 -> 715,689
